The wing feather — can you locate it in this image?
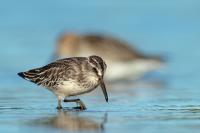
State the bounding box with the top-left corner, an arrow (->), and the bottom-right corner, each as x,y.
18,60 -> 71,87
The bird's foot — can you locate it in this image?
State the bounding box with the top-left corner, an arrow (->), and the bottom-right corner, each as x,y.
74,106 -> 87,110
63,98 -> 87,110
76,100 -> 87,110
56,106 -> 63,110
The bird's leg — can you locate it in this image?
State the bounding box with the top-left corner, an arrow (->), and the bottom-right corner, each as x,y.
63,98 -> 86,110
56,97 -> 63,110
76,99 -> 86,110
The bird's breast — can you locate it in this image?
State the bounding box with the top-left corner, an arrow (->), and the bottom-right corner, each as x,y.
55,75 -> 99,97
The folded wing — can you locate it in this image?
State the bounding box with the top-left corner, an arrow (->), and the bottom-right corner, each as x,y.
18,61 -> 70,88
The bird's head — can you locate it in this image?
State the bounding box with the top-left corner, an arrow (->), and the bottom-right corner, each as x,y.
88,55 -> 107,78
88,55 -> 108,102
55,33 -> 79,58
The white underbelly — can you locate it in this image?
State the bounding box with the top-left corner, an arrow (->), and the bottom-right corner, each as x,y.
105,59 -> 163,81
54,77 -> 99,97
57,81 -> 85,96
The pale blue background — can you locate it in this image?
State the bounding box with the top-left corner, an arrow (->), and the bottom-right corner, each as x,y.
0,0 -> 200,133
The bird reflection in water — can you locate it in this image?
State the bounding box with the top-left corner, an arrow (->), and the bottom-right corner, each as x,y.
30,110 -> 107,132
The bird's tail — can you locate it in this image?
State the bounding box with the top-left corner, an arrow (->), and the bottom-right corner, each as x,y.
17,68 -> 40,82
134,54 -> 168,73
17,72 -> 26,79
140,54 -> 167,63
17,71 -> 33,81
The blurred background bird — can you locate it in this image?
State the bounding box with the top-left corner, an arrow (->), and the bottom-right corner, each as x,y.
53,33 -> 165,81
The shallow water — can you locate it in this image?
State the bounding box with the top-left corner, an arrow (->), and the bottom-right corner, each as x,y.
1,0 -> 200,133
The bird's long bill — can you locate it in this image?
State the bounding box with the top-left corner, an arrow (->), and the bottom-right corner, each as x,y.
100,78 -> 108,102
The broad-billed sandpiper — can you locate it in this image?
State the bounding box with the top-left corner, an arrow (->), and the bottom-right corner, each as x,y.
18,55 -> 108,110
54,33 -> 164,81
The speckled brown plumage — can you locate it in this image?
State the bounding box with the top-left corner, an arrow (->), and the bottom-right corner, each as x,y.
18,55 -> 108,110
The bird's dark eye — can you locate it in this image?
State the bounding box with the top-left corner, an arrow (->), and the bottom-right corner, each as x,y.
93,67 -> 98,74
